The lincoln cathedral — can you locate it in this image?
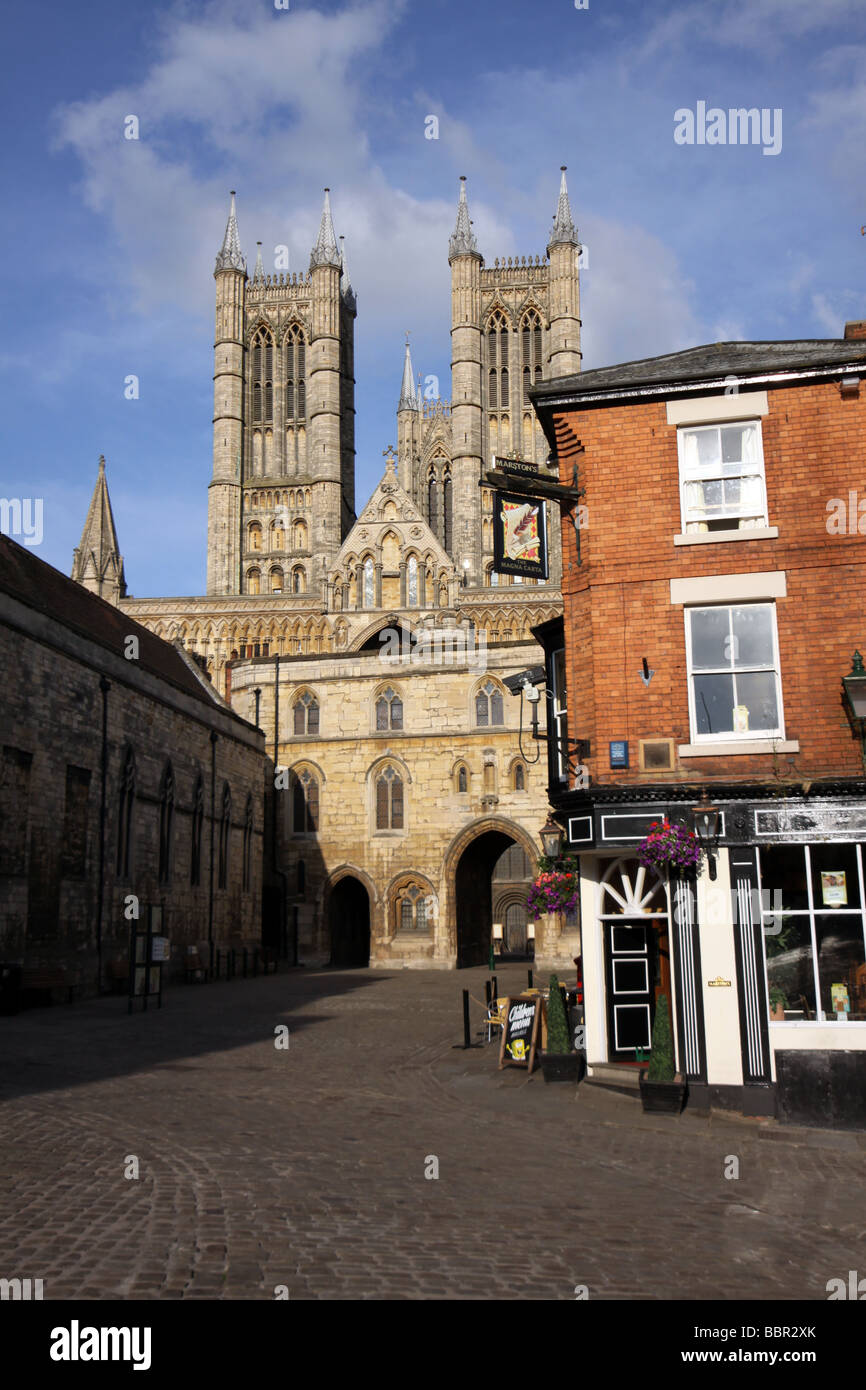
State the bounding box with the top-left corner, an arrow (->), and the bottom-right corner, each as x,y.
70,174 -> 583,971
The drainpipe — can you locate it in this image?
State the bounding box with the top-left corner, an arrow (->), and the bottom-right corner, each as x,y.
272,653 -> 290,960
96,676 -> 110,994
208,729 -> 217,973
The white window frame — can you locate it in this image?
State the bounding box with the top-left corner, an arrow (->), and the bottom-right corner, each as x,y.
677,419 -> 769,535
685,602 -> 785,745
551,647 -> 569,782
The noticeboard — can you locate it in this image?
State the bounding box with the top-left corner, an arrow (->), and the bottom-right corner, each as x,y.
498,994 -> 541,1072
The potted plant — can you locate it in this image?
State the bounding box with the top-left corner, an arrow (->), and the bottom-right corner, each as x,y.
768,985 -> 787,1021
639,994 -> 687,1113
540,973 -> 585,1083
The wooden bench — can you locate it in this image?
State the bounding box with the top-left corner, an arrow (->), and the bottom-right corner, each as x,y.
21,967 -> 78,1004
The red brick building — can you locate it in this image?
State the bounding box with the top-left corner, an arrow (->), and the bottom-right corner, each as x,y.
529,327 -> 866,1127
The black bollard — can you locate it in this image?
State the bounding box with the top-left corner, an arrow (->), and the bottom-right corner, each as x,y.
492,974 -> 498,1000
462,989 -> 471,1049
528,969 -> 533,990
485,979 -> 492,1006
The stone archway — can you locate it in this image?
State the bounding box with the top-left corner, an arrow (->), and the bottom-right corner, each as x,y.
445,818 -> 539,968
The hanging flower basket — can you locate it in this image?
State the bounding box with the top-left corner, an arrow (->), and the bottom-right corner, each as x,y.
527,870 -> 579,921
637,819 -> 702,873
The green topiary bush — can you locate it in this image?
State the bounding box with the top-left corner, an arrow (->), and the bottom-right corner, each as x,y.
546,973 -> 571,1055
646,994 -> 675,1082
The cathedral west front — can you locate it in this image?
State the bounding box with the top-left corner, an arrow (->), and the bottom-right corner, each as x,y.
72,173 -> 583,971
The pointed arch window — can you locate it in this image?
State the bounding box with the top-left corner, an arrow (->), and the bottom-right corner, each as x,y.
456,764 -> 468,794
375,688 -> 403,731
293,691 -> 319,736
398,884 -> 429,933
218,783 -> 232,890
475,680 -> 504,727
158,761 -> 174,885
291,770 -> 319,832
407,555 -> 418,606
375,766 -> 404,830
285,325 -> 307,421
363,557 -> 374,608
427,468 -> 440,540
190,774 -> 204,886
251,327 -> 275,424
521,310 -> 544,403
116,747 -> 136,878
242,795 -> 253,891
513,762 -> 526,791
487,311 -> 510,414
443,470 -> 453,552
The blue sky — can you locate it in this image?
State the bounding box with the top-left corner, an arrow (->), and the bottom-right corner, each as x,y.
2,0 -> 864,594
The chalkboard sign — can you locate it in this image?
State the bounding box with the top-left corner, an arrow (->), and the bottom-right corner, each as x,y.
498,994 -> 541,1072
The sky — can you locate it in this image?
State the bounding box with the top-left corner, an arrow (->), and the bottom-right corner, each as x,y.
2,0 -> 865,595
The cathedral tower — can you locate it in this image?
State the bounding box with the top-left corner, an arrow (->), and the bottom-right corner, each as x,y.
206,189 -> 356,600
402,172 -> 582,589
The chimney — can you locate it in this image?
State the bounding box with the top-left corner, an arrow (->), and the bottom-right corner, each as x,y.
844,320 -> 866,340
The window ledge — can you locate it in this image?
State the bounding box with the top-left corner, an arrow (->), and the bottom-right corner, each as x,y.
674,527 -> 778,546
678,739 -> 799,757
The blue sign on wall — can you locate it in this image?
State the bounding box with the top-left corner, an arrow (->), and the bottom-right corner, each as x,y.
609,740 -> 629,769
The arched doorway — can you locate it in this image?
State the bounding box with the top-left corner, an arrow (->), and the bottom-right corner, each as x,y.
328,876 -> 371,967
454,829 -> 535,968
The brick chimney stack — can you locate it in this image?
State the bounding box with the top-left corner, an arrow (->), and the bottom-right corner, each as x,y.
844,320 -> 866,339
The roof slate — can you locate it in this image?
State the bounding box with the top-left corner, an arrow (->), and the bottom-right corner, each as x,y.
0,532 -> 229,714
530,339 -> 866,402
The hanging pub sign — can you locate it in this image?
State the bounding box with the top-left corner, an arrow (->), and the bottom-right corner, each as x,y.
499,994 -> 541,1071
493,455 -> 539,477
492,490 -> 549,580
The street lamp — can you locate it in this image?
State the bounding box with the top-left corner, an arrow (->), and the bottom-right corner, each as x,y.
540,814 -> 565,862
842,651 -> 866,773
691,790 -> 720,881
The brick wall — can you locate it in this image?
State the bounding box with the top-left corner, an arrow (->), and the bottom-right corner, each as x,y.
554,377 -> 866,788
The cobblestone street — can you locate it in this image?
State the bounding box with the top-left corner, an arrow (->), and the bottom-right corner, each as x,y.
0,965 -> 864,1301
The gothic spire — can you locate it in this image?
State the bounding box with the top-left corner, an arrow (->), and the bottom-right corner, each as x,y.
215,190 -> 246,273
398,335 -> 419,411
339,235 -> 356,310
448,176 -> 479,260
253,241 -> 264,280
71,456 -> 127,603
548,165 -> 578,248
310,187 -> 340,269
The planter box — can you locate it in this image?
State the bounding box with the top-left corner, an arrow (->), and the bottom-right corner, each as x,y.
540,1051 -> 586,1084
639,1071 -> 688,1114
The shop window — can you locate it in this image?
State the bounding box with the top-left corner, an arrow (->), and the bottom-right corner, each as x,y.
759,842 -> 866,1022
